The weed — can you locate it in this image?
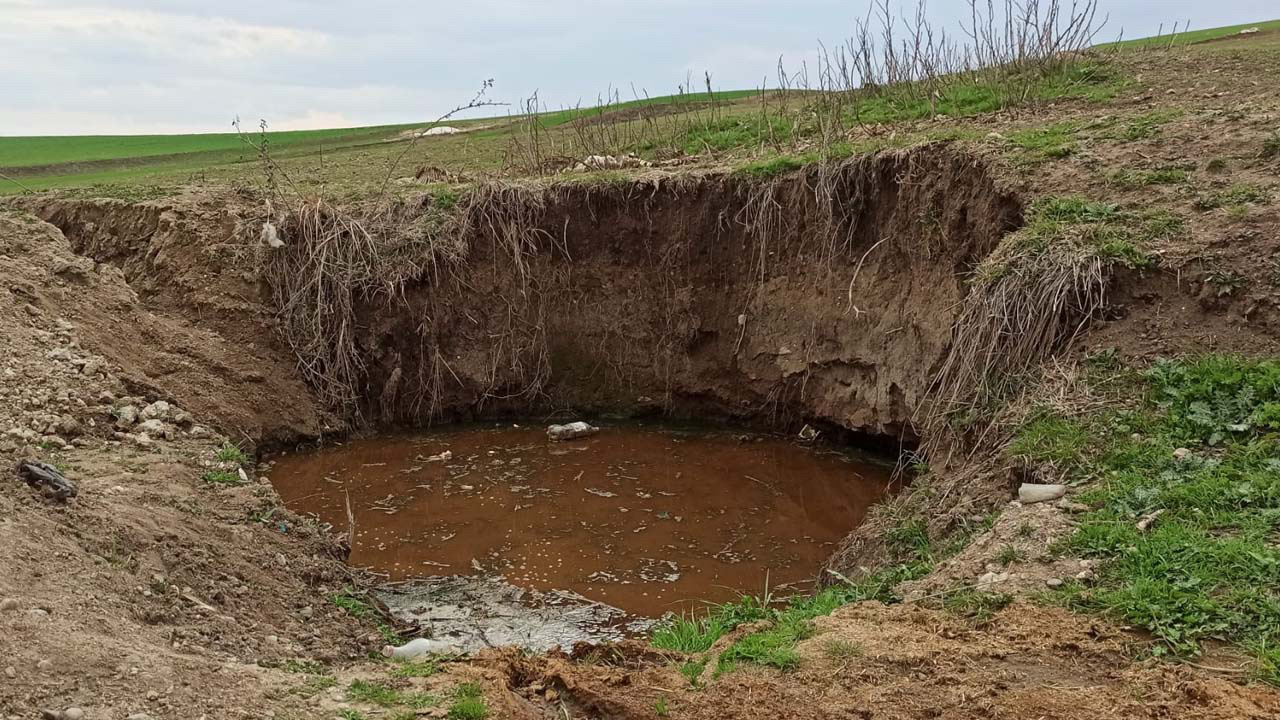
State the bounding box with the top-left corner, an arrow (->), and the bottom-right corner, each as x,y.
1008,122 -> 1079,162
654,696 -> 671,717
715,558 -> 933,674
291,674 -> 337,698
1107,167 -> 1188,188
201,470 -> 245,487
347,680 -> 400,707
447,683 -> 488,720
943,589 -> 1013,623
821,639 -> 864,661
1017,522 -> 1037,538
1121,111 -> 1179,141
215,441 -> 248,465
348,680 -> 436,710
1206,158 -> 1228,173
281,659 -> 327,674
651,596 -> 771,653
330,586 -> 401,644
1262,131 -> 1280,160
995,545 -> 1026,566
734,154 -> 808,179
390,657 -> 442,678
679,660 -> 706,687
1194,183 -> 1272,211
338,711 -> 366,720
1205,271 -> 1247,297
1016,356 -> 1280,676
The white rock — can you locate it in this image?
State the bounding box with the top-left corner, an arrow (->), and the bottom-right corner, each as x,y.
139,401 -> 172,421
1018,483 -> 1067,504
0,598 -> 18,612
1045,577 -> 1064,588
63,708 -> 85,720
114,405 -> 139,428
547,421 -> 598,441
136,419 -> 174,439
1173,447 -> 1191,461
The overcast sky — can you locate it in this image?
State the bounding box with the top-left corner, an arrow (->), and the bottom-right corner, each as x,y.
1,0 -> 1274,136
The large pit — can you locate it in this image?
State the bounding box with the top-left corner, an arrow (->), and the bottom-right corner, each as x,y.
269,422 -> 895,620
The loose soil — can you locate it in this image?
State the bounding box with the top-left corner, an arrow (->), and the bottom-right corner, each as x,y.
269,424 -> 893,616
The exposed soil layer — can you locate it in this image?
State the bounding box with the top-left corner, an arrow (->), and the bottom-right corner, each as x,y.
269,424 -> 893,616
354,146 -> 1022,442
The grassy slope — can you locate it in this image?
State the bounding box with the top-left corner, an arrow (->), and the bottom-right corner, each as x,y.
0,90 -> 764,195
1097,18 -> 1280,50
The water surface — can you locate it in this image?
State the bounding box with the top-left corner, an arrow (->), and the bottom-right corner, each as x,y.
269,424 -> 894,616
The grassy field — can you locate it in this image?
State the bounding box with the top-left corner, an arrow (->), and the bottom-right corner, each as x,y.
1,19 -> 1275,198
0,90 -> 766,196
1096,18 -> 1280,50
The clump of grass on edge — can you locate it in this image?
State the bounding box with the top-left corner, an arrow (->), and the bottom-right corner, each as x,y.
201,469 -> 245,486
215,441 -> 248,465
330,586 -> 401,644
1014,356 -> 1280,685
447,682 -> 488,720
943,589 -> 1013,624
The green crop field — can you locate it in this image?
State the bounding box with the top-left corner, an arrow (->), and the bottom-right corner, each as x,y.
2,18 -> 1276,198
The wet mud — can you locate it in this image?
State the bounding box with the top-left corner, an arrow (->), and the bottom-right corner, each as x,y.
269,423 -> 894,617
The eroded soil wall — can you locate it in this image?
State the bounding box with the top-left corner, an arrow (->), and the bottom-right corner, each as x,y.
20,146 -> 1021,445
359,147 -> 1021,441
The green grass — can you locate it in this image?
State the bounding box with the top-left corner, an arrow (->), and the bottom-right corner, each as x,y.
389,657 -> 443,678
330,586 -> 401,644
943,589 -> 1013,623
347,680 -> 436,710
992,196 -> 1183,277
1013,356 -> 1280,684
201,469 -> 245,486
215,441 -> 248,465
1107,167 -> 1190,188
291,674 -> 337,698
446,683 -> 488,720
1009,121 -> 1080,161
1194,183 -> 1273,211
1096,19 -> 1280,50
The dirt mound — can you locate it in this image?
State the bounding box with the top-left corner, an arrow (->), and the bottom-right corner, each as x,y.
510,602 -> 1280,719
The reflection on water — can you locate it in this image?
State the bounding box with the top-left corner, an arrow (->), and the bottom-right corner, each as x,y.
269,423 -> 894,617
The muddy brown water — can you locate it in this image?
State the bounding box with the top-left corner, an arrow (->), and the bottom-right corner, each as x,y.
269,424 -> 894,617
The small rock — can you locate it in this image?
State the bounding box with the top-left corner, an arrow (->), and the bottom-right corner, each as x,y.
1055,499 -> 1091,513
127,714 -> 155,720
0,598 -> 18,612
547,421 -> 598,441
1075,568 -> 1096,582
1173,447 -> 1192,461
40,710 -> 60,720
146,690 -> 158,701
3,666 -> 14,678
1045,577 -> 1065,588
36,659 -> 53,671
139,401 -> 172,421
299,605 -> 313,620
114,405 -> 139,428
1018,483 -> 1067,504
136,419 -> 173,439
63,709 -> 85,720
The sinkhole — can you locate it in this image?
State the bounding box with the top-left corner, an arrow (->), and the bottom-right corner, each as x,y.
268,421 -> 899,649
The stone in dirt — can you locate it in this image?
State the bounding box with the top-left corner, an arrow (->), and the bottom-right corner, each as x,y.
547,421 -> 598,441
1018,483 -> 1067,504
17,460 -> 78,501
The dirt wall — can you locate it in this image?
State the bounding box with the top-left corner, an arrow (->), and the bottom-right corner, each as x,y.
18,145 -> 1021,448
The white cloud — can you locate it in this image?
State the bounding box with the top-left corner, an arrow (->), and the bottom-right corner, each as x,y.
0,3 -> 329,60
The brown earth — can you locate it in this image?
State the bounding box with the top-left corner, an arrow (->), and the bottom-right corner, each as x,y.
3,41 -> 1280,720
